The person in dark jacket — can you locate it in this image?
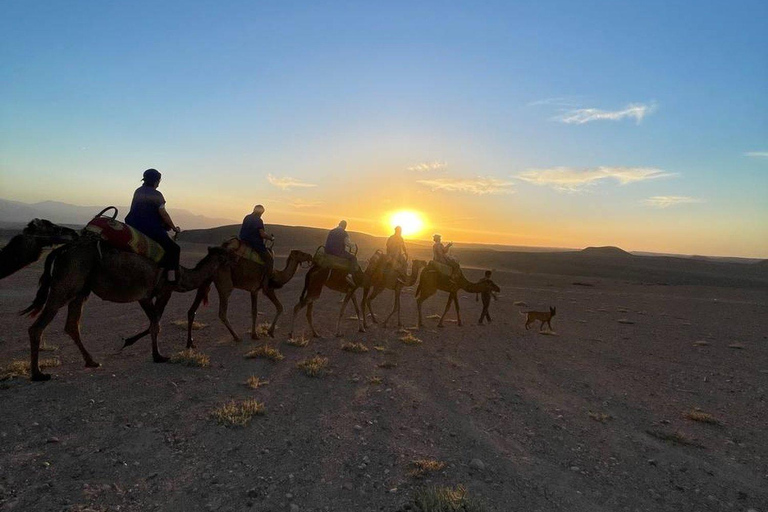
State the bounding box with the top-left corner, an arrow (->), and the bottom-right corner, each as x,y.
325,220 -> 358,271
239,204 -> 274,282
125,168 -> 181,282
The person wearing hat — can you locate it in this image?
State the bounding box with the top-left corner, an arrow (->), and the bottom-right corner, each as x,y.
125,169 -> 181,283
432,233 -> 459,280
325,220 -> 359,272
239,204 -> 275,284
385,225 -> 409,275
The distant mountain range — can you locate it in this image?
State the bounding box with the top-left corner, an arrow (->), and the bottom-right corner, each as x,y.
0,198 -> 238,230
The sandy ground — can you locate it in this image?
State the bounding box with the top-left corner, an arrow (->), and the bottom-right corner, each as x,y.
1,246 -> 767,512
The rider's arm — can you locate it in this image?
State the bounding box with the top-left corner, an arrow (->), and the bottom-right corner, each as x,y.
259,228 -> 274,241
159,205 -> 180,233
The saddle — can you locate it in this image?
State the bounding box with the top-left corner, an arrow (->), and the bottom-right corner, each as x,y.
222,238 -> 269,265
427,260 -> 455,277
84,207 -> 165,263
313,246 -> 356,273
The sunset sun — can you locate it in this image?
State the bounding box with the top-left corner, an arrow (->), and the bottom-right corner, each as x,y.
387,210 -> 426,237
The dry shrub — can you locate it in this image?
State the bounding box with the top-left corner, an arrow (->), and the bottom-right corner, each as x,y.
285,334 -> 309,347
245,345 -> 284,362
40,343 -> 58,352
426,314 -> 441,320
400,332 -> 423,345
297,356 -> 329,377
513,301 -> 528,307
369,376 -> 382,385
169,349 -> 210,368
589,411 -> 612,423
341,341 -> 369,353
412,484 -> 486,512
409,459 -> 446,478
171,319 -> 207,330
254,322 -> 271,336
245,376 -> 268,389
378,362 -> 398,369
373,345 -> 386,352
684,409 -> 721,425
211,399 -> 265,426
1,358 -> 60,380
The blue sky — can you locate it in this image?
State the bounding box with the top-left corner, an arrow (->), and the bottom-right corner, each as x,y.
1,0 -> 766,256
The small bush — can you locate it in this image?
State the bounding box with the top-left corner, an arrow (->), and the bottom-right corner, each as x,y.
378,362 -> 398,369
285,334 -> 309,347
588,411 -> 612,423
684,409 -> 721,425
646,429 -> 703,448
369,376 -> 382,385
211,399 -> 265,426
412,484 -> 486,512
409,459 -> 446,478
400,332 -> 423,345
245,346 -> 284,362
297,356 -> 329,377
1,358 -> 61,380
245,376 -> 268,389
169,349 -> 210,368
341,342 -> 369,353
254,322 -> 271,336
171,319 -> 207,330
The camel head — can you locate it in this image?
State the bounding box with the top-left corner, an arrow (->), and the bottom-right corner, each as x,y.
289,250 -> 314,268
23,219 -> 79,244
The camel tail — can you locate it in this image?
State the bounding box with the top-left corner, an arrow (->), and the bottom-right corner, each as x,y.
202,282 -> 211,306
19,246 -> 61,317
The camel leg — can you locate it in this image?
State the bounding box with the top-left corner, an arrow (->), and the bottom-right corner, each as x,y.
216,285 -> 240,342
382,288 -> 399,328
64,293 -> 99,368
138,298 -> 168,363
306,302 -> 320,338
335,291 -> 354,337
186,285 -> 209,349
366,286 -> 384,324
350,292 -> 365,333
289,300 -> 305,339
262,287 -> 282,338
28,303 -> 64,381
250,291 -> 260,340
438,294 -> 453,328
454,293 -> 462,327
417,298 -> 424,329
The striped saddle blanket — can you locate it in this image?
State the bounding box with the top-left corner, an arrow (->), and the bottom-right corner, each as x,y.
223,238 -> 266,265
313,246 -> 355,272
84,217 -> 165,263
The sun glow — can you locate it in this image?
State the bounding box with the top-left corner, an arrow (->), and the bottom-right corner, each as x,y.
386,210 -> 426,237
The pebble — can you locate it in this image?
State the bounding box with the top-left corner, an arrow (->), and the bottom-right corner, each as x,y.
469,458 -> 485,471
290,505 -> 299,512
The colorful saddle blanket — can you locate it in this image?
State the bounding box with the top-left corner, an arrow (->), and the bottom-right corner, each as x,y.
223,238 -> 266,265
84,217 -> 165,263
427,260 -> 454,277
313,246 -> 355,273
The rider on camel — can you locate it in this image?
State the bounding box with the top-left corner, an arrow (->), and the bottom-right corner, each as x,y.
385,225 -> 409,275
239,204 -> 275,285
325,220 -> 359,273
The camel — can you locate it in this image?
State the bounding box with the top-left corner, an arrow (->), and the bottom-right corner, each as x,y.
185,249 -> 314,346
20,238 -> 234,381
363,252 -> 427,328
288,263 -> 369,339
414,267 -> 500,328
0,219 -> 80,280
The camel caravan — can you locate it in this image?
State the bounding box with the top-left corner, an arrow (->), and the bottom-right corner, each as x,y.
0,169 -> 500,381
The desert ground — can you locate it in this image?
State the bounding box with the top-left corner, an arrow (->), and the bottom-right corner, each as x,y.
1,239 -> 767,512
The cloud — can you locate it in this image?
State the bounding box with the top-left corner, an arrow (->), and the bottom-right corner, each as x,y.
515,166 -> 675,192
744,151 -> 768,158
407,161 -> 448,172
290,199 -> 324,209
267,174 -> 317,190
416,177 -> 515,195
643,196 -> 705,208
527,97 -> 581,108
557,103 -> 655,124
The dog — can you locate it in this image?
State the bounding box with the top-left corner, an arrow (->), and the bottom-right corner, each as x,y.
521,306 -> 556,331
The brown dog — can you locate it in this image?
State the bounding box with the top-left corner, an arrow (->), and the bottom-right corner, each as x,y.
522,306 -> 556,331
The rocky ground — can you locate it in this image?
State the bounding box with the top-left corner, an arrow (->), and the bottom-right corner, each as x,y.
1,244 -> 766,511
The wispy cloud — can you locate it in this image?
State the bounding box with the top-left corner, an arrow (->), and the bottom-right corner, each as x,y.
644,196 -> 705,208
416,177 -> 515,195
515,166 -> 675,192
744,151 -> 768,158
290,199 -> 324,209
266,174 -> 317,190
557,103 -> 656,124
407,161 -> 448,172
527,96 -> 582,108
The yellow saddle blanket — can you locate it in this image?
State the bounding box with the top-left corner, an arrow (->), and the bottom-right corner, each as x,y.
313,246 -> 355,272
223,238 -> 266,265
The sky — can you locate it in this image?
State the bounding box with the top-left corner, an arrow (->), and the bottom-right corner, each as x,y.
1,0 -> 766,257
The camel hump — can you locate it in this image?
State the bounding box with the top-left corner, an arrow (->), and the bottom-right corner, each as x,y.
222,238 -> 265,265
427,260 -> 454,277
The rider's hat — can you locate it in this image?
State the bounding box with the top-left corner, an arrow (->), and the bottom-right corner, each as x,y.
142,168 -> 162,183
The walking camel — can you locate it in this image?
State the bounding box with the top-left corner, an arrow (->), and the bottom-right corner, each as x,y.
288,263 -> 369,339
20,238 -> 234,381
414,268 -> 500,328
0,219 -> 80,280
363,252 -> 427,328
185,248 -> 313,346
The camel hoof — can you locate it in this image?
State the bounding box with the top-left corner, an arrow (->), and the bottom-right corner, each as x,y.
250,333 -> 260,340
335,332 -> 343,338
85,361 -> 101,368
153,354 -> 170,363
358,328 -> 366,333
437,323 -> 444,328
187,342 -> 196,349
30,372 -> 51,382
267,329 -> 275,338
312,333 -> 321,339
